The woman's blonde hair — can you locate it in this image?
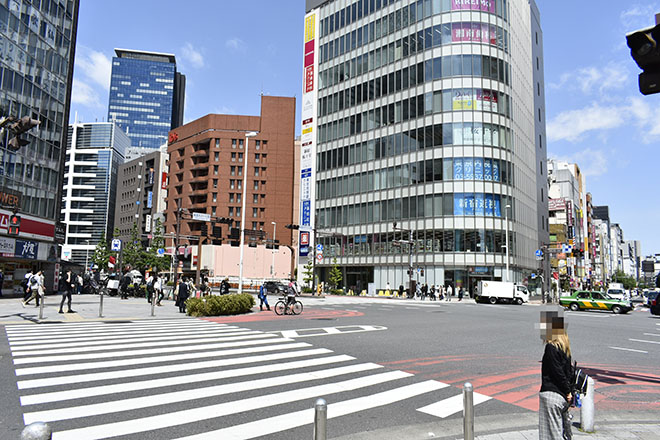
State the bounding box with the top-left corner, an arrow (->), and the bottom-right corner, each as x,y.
548,332 -> 571,358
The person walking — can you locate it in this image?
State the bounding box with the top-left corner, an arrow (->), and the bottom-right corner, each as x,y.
175,277 -> 189,313
438,284 -> 445,301
446,284 -> 453,301
58,269 -> 76,313
458,286 -> 464,301
22,269 -> 33,302
119,270 -> 131,300
23,270 -> 44,307
539,312 -> 574,440
155,274 -> 164,305
258,282 -> 270,311
145,272 -> 155,304
0,269 -> 4,297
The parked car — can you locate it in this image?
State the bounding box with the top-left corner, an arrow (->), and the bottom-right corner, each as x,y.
644,290 -> 660,307
559,290 -> 632,314
263,281 -> 288,295
648,292 -> 660,315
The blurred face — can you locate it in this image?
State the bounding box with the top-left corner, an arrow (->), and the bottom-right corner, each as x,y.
539,310 -> 566,341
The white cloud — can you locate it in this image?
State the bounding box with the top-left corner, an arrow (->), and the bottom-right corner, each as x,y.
75,46 -> 112,90
71,78 -> 102,108
620,4 -> 660,30
549,64 -> 629,95
547,103 -> 625,142
212,106 -> 237,115
551,149 -> 609,177
226,37 -> 246,51
181,42 -> 204,69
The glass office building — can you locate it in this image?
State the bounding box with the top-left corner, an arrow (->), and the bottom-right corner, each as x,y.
108,49 -> 185,150
0,0 -> 79,283
301,0 -> 548,293
61,122 -> 129,265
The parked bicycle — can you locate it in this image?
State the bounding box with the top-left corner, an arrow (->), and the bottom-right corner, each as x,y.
274,296 -> 303,315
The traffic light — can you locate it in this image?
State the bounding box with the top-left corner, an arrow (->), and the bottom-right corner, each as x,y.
285,224 -> 300,230
7,116 -> 40,150
627,24 -> 660,95
212,225 -> 222,238
8,214 -> 20,236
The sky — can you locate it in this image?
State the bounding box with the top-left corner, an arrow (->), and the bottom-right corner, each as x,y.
69,1 -> 660,256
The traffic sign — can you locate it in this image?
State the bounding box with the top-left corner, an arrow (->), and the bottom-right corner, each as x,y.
111,239 -> 122,251
157,248 -> 165,256
535,249 -> 543,258
316,253 -> 323,262
192,212 -> 211,222
316,244 -> 324,252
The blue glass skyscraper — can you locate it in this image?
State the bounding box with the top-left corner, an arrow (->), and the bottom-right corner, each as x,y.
107,49 -> 185,149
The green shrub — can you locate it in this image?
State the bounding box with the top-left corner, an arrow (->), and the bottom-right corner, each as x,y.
185,293 -> 255,317
301,286 -> 313,293
331,288 -> 345,295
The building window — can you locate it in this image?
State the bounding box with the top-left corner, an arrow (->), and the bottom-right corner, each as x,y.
215,152 -> 219,161
238,152 -> 243,162
237,180 -> 242,189
238,166 -> 243,176
229,207 -> 234,216
236,207 -> 241,216
252,222 -> 258,229
255,140 -> 261,150
212,206 -> 216,215
230,166 -> 236,176
213,193 -> 217,202
213,179 -> 218,189
232,139 -> 237,148
252,208 -> 258,217
230,179 -> 235,189
262,140 -> 267,149
253,194 -> 259,203
254,181 -> 259,190
215,139 -> 220,148
231,152 -> 236,162
254,167 -> 259,177
229,193 -> 234,203
239,139 -> 244,149
237,193 -> 241,203
214,165 -> 219,175
255,153 -> 260,163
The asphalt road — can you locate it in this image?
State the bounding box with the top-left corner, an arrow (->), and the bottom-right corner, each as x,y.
1,295 -> 658,439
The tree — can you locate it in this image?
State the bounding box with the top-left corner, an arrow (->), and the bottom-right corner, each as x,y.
302,259 -> 314,287
612,270 -> 636,290
143,218 -> 171,274
122,223 -> 145,272
91,232 -> 112,271
328,258 -> 343,290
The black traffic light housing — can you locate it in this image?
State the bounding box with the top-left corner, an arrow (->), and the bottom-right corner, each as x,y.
285,224 -> 300,230
212,225 -> 222,238
627,23 -> 660,95
7,116 -> 40,150
8,214 -> 20,236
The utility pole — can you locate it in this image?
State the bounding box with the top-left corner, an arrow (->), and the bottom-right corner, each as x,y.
393,222 -> 414,298
174,199 -> 181,283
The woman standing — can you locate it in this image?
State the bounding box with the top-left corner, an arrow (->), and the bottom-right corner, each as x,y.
539,313 -> 573,440
58,269 -> 75,313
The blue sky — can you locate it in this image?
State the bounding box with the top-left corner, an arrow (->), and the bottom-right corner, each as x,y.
70,1 -> 660,256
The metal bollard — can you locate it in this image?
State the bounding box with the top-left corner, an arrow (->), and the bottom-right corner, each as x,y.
151,288 -> 156,317
38,293 -> 44,320
580,377 -> 595,432
21,422 -> 52,439
99,290 -> 104,318
313,397 -> 327,440
463,382 -> 474,440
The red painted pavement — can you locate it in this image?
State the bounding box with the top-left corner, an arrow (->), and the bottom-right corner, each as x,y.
202,308 -> 364,324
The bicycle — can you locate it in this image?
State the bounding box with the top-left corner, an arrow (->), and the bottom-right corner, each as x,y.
274,296 -> 303,315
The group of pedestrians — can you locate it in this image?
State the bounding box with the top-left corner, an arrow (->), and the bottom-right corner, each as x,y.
407,283 -> 466,301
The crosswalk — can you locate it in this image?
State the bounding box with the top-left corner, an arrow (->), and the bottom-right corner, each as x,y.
6,318 -> 493,439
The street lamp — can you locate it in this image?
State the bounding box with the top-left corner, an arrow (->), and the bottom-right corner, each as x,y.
85,239 -> 90,269
238,131 -> 258,295
271,221 -> 276,279
504,204 -> 511,282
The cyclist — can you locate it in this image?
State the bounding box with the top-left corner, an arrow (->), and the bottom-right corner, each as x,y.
286,281 -> 298,309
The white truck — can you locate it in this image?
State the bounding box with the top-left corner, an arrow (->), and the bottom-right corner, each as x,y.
606,282 -> 627,300
476,280 -> 530,305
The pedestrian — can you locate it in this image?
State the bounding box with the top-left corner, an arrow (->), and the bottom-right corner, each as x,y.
23,270 -> 44,307
175,277 -> 189,313
145,272 -> 155,303
429,284 -> 436,301
539,311 -> 574,440
58,269 -> 76,313
258,282 -> 270,311
76,272 -> 83,294
398,284 -> 404,298
21,269 -> 33,301
438,284 -> 445,301
446,284 -> 453,301
420,283 -> 428,300
415,282 -> 421,299
458,286 -> 464,301
155,274 -> 164,305
119,270 -> 131,300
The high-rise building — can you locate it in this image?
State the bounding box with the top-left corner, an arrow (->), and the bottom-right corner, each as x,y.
108,49 -> 185,150
0,0 -> 79,288
114,145 -> 168,245
300,0 -> 548,293
61,122 -> 129,266
164,96 -> 296,277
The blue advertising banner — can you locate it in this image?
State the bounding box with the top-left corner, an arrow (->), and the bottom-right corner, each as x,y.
474,158 -> 483,180
302,200 -> 311,226
492,159 -> 500,182
454,193 -> 464,216
15,240 -> 38,259
484,159 -> 492,181
147,191 -> 153,208
463,158 -> 473,180
453,158 -> 463,180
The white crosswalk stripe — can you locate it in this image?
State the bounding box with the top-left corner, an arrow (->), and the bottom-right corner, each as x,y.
5,318 -> 493,439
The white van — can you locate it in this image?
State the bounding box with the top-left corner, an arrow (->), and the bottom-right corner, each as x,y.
477,281 -> 529,305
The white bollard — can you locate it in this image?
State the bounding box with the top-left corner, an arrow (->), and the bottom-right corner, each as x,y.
580,377 -> 595,432
21,422 -> 52,439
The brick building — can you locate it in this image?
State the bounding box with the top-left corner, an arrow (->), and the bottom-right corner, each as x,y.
164,96 -> 296,273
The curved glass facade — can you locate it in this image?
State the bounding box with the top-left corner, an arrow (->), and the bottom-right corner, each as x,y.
304,0 -> 545,292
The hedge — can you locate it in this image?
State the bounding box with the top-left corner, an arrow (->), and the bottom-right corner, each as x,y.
185,293 -> 255,317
